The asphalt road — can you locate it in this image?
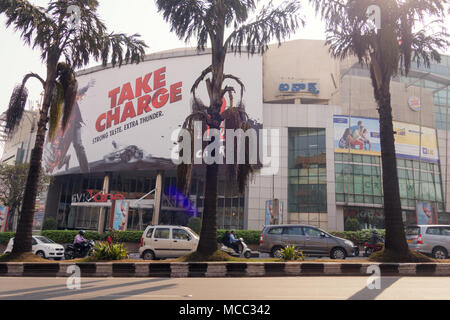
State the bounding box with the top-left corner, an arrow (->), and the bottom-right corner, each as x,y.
1,276 -> 449,300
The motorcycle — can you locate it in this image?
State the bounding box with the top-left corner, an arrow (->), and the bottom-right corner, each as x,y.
64,240 -> 95,260
363,241 -> 384,257
220,238 -> 253,259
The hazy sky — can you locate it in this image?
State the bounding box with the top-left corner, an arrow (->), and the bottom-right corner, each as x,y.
0,0 -> 448,117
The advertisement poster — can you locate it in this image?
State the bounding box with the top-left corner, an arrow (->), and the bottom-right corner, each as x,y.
0,204 -> 9,232
32,193 -> 47,231
112,200 -> 130,231
265,200 -> 283,225
334,115 -> 439,163
416,202 -> 438,225
43,53 -> 263,176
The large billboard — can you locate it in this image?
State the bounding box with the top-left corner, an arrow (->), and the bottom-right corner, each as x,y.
334,115 -> 439,163
43,53 -> 263,175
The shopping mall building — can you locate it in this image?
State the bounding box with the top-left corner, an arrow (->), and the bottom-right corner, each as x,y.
41,39 -> 450,233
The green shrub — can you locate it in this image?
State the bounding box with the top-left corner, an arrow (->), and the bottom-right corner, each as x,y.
187,217 -> 202,235
42,217 -> 58,231
216,230 -> 261,245
0,232 -> 15,245
344,218 -> 361,231
91,242 -> 128,261
280,245 -> 305,261
330,229 -> 385,245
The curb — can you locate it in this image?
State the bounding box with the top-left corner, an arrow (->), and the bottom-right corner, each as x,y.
1,262 -> 450,277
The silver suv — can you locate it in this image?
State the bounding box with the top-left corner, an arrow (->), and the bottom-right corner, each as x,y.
259,224 -> 358,259
407,225 -> 450,259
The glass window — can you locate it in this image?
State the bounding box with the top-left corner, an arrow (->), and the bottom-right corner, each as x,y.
268,227 -> 283,235
426,227 -> 441,235
173,229 -> 191,240
146,228 -> 154,238
283,226 -> 304,235
303,227 -> 322,237
154,228 -> 170,239
406,226 -> 420,236
441,227 -> 450,236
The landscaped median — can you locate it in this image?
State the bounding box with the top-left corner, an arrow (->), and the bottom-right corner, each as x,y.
1,261 -> 450,277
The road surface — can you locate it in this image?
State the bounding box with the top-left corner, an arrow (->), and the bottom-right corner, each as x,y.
0,276 -> 449,300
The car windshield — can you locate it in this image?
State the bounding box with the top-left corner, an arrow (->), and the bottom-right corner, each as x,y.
406,227 -> 420,236
34,236 -> 55,244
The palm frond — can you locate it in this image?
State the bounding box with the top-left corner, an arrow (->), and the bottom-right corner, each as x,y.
5,84 -> 28,134
56,62 -> 78,131
226,0 -> 304,54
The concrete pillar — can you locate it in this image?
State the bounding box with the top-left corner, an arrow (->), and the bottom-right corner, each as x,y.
97,174 -> 110,233
152,171 -> 163,225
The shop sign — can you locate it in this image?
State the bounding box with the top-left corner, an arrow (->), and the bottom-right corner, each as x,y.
408,96 -> 421,112
71,190 -> 125,203
278,81 -> 320,94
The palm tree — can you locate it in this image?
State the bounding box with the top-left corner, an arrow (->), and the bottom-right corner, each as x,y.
311,0 -> 448,257
156,0 -> 304,256
1,0 -> 147,258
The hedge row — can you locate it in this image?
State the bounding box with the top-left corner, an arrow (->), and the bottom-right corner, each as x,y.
0,232 -> 15,245
330,229 -> 385,245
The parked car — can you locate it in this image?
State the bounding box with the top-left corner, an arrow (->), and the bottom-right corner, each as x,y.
4,236 -> 65,260
406,225 -> 450,259
139,225 -> 199,260
259,224 -> 359,259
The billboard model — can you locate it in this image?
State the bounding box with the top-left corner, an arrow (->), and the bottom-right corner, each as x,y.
43,53 -> 263,176
112,199 -> 130,231
265,199 -> 283,225
334,115 -> 439,163
416,201 -> 438,225
0,204 -> 9,232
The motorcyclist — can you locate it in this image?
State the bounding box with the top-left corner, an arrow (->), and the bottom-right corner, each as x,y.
229,230 -> 242,254
370,229 -> 383,246
73,230 -> 87,253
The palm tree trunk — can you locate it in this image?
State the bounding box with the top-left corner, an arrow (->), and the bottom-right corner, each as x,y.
377,89 -> 409,255
11,66 -> 56,256
196,163 -> 219,255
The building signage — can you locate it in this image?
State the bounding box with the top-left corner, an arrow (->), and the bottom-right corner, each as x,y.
265,199 -> 283,225
112,199 -> 130,231
408,96 -> 421,112
42,53 -> 263,176
416,202 -> 437,225
71,190 -> 125,203
0,204 -> 9,232
334,115 -> 440,163
278,81 -> 320,94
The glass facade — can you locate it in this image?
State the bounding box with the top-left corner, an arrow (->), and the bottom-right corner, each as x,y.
52,170 -> 245,231
336,153 -> 445,230
288,128 -> 327,213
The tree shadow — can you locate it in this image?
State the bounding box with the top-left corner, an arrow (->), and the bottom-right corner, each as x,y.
348,277 -> 401,300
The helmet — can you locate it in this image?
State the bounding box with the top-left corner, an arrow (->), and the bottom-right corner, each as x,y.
79,230 -> 85,235
372,229 -> 378,234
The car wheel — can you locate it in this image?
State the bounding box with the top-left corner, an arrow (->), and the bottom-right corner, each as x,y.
244,251 -> 252,259
271,247 -> 283,259
330,247 -> 346,260
36,251 -> 46,259
432,247 -> 448,260
142,250 -> 155,260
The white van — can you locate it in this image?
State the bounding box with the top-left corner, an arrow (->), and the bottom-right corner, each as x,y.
139,225 -> 199,260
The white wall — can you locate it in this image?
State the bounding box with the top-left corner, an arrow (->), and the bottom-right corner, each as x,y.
247,103 -> 342,231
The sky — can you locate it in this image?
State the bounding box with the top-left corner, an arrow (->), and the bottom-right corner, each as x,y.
0,0 -> 449,117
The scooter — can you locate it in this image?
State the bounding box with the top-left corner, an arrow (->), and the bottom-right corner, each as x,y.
64,240 -> 95,260
363,241 -> 384,257
220,238 -> 253,259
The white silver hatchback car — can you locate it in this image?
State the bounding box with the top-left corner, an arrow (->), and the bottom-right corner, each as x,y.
139,225 -> 199,260
4,236 -> 65,260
